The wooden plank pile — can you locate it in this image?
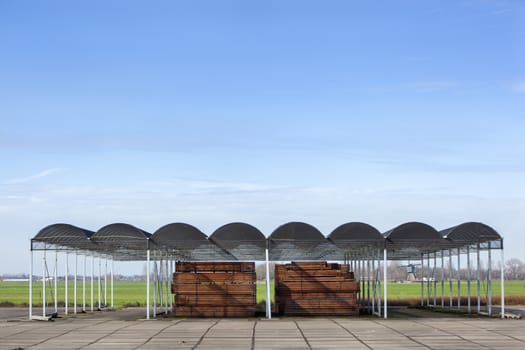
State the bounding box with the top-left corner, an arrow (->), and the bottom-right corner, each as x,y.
275,261 -> 360,316
172,262 -> 256,317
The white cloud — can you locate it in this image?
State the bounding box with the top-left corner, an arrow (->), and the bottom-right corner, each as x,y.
4,168 -> 64,184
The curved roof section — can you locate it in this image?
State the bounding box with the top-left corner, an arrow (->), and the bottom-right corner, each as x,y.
383,222 -> 441,241
269,222 -> 342,261
151,223 -> 234,261
383,222 -> 447,259
33,223 -> 95,251
329,222 -> 383,242
91,223 -> 151,258
269,222 -> 325,242
440,222 -> 501,242
152,223 -> 207,249
328,222 -> 383,258
210,223 -> 266,261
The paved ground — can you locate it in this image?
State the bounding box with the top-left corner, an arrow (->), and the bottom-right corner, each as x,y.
1,308 -> 523,350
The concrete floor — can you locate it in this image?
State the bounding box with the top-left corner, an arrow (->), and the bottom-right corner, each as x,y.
1,308 -> 524,350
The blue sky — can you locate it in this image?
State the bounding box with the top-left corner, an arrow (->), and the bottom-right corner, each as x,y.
1,0 -> 524,274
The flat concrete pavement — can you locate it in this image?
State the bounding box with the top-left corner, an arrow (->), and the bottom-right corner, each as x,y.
1,308 -> 524,350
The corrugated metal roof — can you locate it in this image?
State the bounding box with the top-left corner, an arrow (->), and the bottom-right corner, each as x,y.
440,222 -> 501,242
209,223 -> 266,261
33,223 -> 95,251
383,222 -> 452,259
269,222 -> 343,261
151,223 -> 234,261
328,222 -> 384,259
31,221 -> 503,261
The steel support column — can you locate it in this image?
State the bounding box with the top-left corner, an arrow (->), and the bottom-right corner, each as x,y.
265,247 -> 272,319
65,253 -> 69,315
29,244 -> 33,320
383,248 -> 387,319
146,249 -> 150,320
500,243 -> 505,319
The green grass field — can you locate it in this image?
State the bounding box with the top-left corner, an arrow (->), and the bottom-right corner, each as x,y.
1,280 -> 524,307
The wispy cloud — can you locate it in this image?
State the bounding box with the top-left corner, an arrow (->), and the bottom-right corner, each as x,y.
143,177 -> 285,194
5,168 -> 64,184
400,80 -> 457,92
512,81 -> 525,93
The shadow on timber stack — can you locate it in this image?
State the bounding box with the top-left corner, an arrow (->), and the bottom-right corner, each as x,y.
275,261 -> 360,316
172,262 -> 256,317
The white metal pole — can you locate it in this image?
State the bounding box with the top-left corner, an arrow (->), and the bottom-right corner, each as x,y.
153,259 -> 157,318
98,257 -> 101,310
488,241 -> 492,316
477,243 -> 481,313
158,257 -> 163,314
165,257 -> 169,313
371,258 -> 375,315
29,245 -> 33,320
146,249 -> 150,320
65,253 -> 69,315
367,259 -> 371,313
500,244 -> 505,319
467,245 -> 471,313
83,255 -> 86,312
74,252 -> 77,314
383,248 -> 387,319
421,255 -> 424,306
377,256 -> 381,317
427,255 -> 430,306
265,248 -> 272,319
441,251 -> 444,308
111,259 -> 114,308
91,256 -> 94,312
54,251 -> 58,313
449,249 -> 453,308
43,249 -> 46,317
457,248 -> 461,310
104,258 -> 107,307
433,253 -> 437,307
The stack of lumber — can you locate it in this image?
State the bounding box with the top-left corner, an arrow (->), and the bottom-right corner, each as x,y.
172,262 -> 256,317
275,261 -> 360,316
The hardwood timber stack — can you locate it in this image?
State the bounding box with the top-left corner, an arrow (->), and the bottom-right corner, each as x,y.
275,261 -> 360,316
172,262 -> 256,317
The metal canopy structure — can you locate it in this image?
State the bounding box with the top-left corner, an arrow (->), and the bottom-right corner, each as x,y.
29,220 -> 505,321
31,221 -> 503,262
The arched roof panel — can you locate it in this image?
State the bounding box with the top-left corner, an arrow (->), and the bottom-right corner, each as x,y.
152,223 -> 207,249
269,222 -> 343,261
32,223 -> 95,251
383,222 -> 441,241
329,222 -> 383,242
209,222 -> 266,260
91,223 -> 151,259
151,223 -> 235,261
382,222 -> 449,259
328,222 -> 383,258
269,222 -> 325,241
440,222 -> 502,251
440,222 -> 501,242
